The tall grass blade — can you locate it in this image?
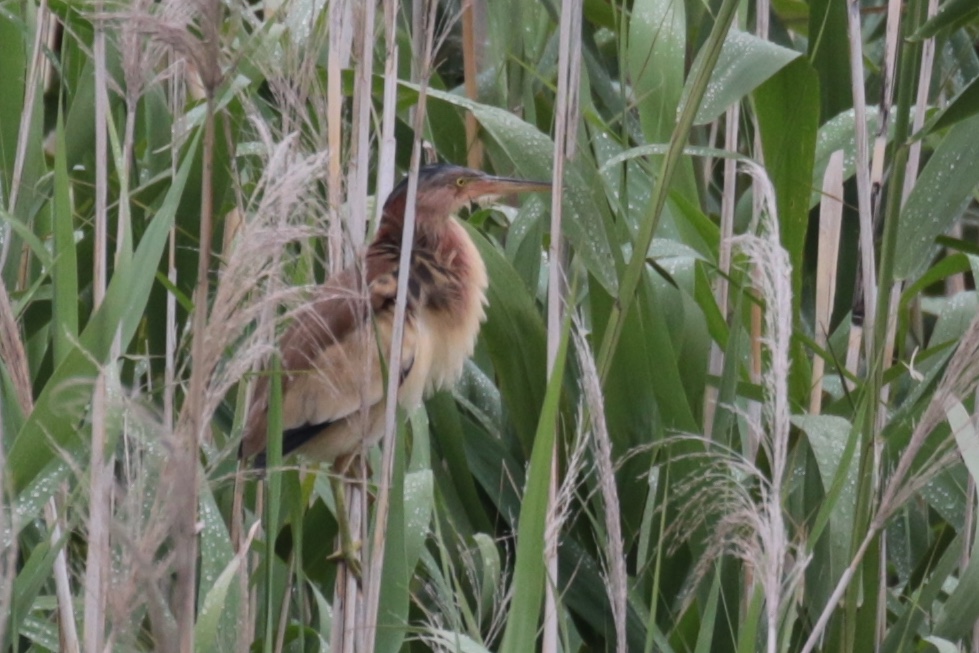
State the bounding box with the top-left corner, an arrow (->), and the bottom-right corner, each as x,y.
499,314 -> 570,653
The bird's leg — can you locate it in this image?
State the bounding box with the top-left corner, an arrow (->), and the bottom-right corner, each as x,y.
327,454 -> 363,579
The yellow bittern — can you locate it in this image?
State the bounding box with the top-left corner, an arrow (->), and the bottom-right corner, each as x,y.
240,164 -> 550,470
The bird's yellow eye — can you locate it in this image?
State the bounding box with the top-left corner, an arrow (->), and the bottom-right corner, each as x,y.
456,177 -> 468,187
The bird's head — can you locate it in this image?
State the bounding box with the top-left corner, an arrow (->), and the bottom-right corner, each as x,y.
381,164 -> 551,230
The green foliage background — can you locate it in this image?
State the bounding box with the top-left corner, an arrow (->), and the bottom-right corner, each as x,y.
1,0 -> 979,651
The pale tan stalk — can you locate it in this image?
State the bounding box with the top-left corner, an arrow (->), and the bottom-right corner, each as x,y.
0,284 -> 30,646
363,3 -> 437,649
703,119 -> 718,191
45,379 -> 79,650
373,0 -> 400,231
870,0 -> 903,217
462,0 -> 483,168
903,0 -> 939,207
0,430 -> 12,649
329,2 -> 371,649
873,0 -> 904,410
274,558 -> 295,653
844,322 -> 862,394
347,0 -> 377,249
705,103 -> 740,435
47,494 -> 80,653
747,0 -> 767,456
92,20 -> 155,649
810,150 -> 844,414
411,0 -> 425,115
327,0 -> 353,273
83,5 -> 112,649
0,0 -> 49,272
543,0 -> 582,650
846,0 -> 877,358
164,51 -> 184,433
178,2 -> 224,649
871,0 -> 925,636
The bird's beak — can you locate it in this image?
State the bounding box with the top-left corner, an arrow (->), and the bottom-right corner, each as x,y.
467,175 -> 552,200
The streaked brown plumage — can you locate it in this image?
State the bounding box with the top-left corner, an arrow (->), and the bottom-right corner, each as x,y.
240,164 -> 550,467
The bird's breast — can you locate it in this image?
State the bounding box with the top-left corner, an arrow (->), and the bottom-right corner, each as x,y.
417,218 -> 488,392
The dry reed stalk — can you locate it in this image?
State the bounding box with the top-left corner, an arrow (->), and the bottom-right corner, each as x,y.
164,47 -> 186,434
844,320 -> 862,394
46,494 -> 79,653
871,0 -> 903,222
803,310 -> 979,653
543,1 -> 582,650
411,0 -> 425,112
970,473 -> 979,650
903,0 -> 939,207
810,150 -> 844,414
846,0 -> 878,359
317,4 -> 364,647
0,282 -> 30,647
78,10 -> 166,650
274,557 -> 296,653
176,0 -> 224,646
872,0 -> 903,399
703,119 -> 718,190
362,2 -> 439,648
345,7 -> 383,638
318,2 -> 382,649
905,0 -> 951,305
83,5 -> 113,649
160,32 -> 183,649
374,0 -> 400,230
0,286 -> 32,415
327,0 -> 353,274
704,103 -> 740,434
343,488 -> 367,653
746,0 -> 769,460
348,0 -> 377,250
871,1 -> 908,634
462,0 -> 483,168
0,0 -> 49,273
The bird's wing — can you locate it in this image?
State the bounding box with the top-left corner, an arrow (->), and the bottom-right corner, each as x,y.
240,262 -> 422,463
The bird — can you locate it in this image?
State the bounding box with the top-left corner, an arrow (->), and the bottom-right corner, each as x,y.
240,164 -> 551,471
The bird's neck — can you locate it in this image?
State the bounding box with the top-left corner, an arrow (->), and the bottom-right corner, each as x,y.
369,212 -> 483,321
373,210 -> 443,253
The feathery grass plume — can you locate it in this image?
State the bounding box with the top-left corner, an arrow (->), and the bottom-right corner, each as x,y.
173,122 -> 329,460
731,161 -> 808,653
134,123 -> 326,648
100,399 -> 183,651
672,162 -> 808,653
110,0 -> 216,90
416,528 -> 514,649
547,392 -> 590,567
572,323 -> 627,653
245,3 -> 333,158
